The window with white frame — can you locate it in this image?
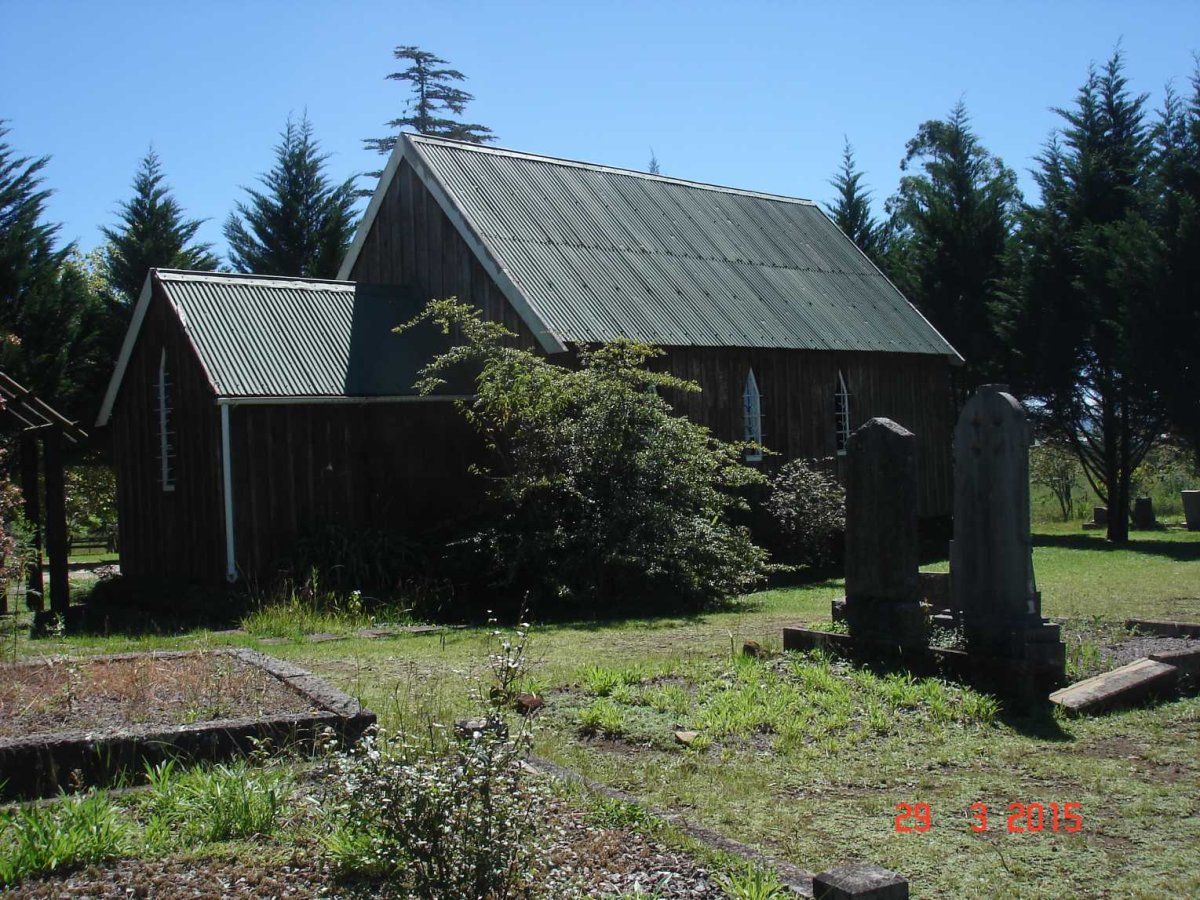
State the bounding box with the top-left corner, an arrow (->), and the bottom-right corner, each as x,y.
157,348 -> 176,491
835,369 -> 851,455
743,368 -> 763,461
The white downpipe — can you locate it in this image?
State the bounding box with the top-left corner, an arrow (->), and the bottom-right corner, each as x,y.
221,403 -> 237,583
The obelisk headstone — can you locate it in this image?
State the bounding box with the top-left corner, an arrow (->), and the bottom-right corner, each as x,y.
844,418 -> 924,647
950,386 -> 1065,702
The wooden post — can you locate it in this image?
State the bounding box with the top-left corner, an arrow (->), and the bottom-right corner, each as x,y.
19,432 -> 43,612
42,431 -> 69,617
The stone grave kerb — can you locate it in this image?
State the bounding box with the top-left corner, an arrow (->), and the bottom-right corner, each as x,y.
844,417 -> 925,647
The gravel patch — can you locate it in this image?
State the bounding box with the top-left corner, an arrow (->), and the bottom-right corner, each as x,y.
1100,636 -> 1198,669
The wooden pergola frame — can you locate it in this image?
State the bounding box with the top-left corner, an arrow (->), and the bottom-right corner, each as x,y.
0,370 -> 87,616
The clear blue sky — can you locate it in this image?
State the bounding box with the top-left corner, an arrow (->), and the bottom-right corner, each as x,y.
2,0 -> 1198,261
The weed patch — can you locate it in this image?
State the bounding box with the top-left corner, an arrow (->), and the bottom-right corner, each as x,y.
140,759 -> 291,845
0,792 -> 130,885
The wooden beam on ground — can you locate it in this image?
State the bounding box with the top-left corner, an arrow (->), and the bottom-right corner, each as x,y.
42,431 -> 69,616
19,433 -> 43,612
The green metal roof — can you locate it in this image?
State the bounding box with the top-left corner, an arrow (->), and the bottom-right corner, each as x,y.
156,270 -> 467,398
366,135 -> 958,358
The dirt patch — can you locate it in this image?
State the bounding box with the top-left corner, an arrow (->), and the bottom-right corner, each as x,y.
14,796 -> 728,899
0,652 -> 317,738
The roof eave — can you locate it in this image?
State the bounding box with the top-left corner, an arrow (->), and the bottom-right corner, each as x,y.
96,272 -> 155,427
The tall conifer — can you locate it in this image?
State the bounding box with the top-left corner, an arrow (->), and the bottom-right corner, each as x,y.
1015,51 -> 1164,543
101,150 -> 217,304
825,139 -> 881,262
224,114 -> 358,278
885,101 -> 1021,398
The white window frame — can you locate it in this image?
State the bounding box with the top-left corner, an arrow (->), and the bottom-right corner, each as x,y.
835,369 -> 851,456
158,348 -> 176,492
743,368 -> 763,461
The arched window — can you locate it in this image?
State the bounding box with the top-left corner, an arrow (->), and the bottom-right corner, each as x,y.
743,368 -> 763,461
835,369 -> 851,455
158,348 -> 176,491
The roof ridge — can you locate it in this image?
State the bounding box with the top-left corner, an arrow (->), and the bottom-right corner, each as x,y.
156,269 -> 355,291
407,134 -> 818,206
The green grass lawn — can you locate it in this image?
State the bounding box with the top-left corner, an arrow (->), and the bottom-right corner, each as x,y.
8,524 -> 1200,897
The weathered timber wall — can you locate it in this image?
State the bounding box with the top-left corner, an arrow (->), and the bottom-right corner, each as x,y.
227,401 -> 483,579
349,158 -> 542,348
659,347 -> 954,517
110,282 -> 225,580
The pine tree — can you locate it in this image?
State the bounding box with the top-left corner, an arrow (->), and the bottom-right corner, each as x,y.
101,149 -> 217,304
224,114 -> 358,278
361,46 -> 494,190
1014,51 -> 1165,544
0,121 -> 66,339
648,150 -> 661,175
1151,69 -> 1200,467
0,123 -> 107,424
824,138 -> 881,262
885,101 -> 1021,398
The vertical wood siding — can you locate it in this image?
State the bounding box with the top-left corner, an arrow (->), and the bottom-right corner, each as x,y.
350,159 -> 541,348
228,401 -> 484,579
110,283 -> 225,580
659,347 -> 954,517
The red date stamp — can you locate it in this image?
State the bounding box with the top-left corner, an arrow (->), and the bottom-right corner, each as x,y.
894,802 -> 1082,833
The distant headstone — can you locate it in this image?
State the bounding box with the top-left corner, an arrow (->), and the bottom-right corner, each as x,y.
1181,491 -> 1200,531
950,386 -> 1065,702
844,418 -> 924,646
1132,497 -> 1156,530
1083,506 -> 1108,530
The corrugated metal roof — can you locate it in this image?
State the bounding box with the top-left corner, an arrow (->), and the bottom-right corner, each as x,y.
156,271 -> 466,397
407,135 -> 958,357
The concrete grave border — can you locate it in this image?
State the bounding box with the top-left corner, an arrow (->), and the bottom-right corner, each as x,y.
0,648 -> 375,800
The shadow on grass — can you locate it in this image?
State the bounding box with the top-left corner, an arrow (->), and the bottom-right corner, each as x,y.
552,579 -> 846,630
1033,531 -> 1200,562
999,706 -> 1075,742
38,576 -> 249,638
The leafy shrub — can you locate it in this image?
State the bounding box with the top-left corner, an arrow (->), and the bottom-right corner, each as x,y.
1131,439 -> 1200,518
0,445 -> 34,603
764,457 -> 845,566
402,298 -> 770,617
0,791 -> 129,885
1030,438 -> 1082,522
65,463 -> 117,538
322,726 -> 542,898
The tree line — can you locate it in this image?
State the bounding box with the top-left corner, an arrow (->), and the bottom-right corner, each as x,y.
2,45 -> 1195,544
0,46 -> 490,435
827,50 -> 1200,543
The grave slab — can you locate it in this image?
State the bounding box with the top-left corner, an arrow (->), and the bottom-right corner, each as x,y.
1050,658 -> 1178,716
1125,619 -> 1200,639
1148,646 -> 1200,678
